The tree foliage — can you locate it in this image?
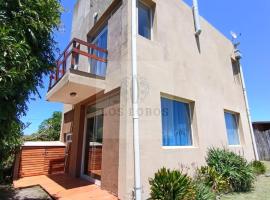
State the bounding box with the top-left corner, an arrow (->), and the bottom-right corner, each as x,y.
0,0 -> 61,182
24,111 -> 62,141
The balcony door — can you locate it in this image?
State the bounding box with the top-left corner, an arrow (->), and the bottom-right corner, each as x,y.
81,110 -> 103,184
90,25 -> 108,77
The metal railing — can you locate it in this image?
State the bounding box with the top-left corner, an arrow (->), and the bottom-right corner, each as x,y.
48,38 -> 108,91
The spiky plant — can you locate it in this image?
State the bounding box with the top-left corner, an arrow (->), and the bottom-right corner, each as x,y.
206,148 -> 255,192
149,167 -> 195,200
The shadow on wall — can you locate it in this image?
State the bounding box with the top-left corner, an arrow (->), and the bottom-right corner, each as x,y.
48,158 -> 65,175
195,35 -> 201,53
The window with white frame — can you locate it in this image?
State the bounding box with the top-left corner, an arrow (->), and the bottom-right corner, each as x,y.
161,97 -> 193,146
138,2 -> 152,39
224,112 -> 240,145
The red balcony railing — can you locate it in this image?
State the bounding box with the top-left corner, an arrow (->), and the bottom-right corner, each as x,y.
48,38 -> 108,91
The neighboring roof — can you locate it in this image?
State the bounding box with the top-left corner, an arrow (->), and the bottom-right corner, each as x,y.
23,141 -> 65,147
253,121 -> 270,132
253,121 -> 270,125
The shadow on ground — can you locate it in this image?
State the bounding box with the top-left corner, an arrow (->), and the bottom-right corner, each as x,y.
47,174 -> 92,190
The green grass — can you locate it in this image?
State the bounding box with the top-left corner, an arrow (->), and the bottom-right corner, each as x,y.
221,161 -> 270,200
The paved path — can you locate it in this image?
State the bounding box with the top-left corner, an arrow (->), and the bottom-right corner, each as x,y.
14,174 -> 118,200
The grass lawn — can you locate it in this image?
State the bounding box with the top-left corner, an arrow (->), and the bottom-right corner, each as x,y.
221,161 -> 270,200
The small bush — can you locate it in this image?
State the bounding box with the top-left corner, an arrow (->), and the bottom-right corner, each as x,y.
250,160 -> 266,175
196,166 -> 231,193
149,167 -> 195,200
206,148 -> 255,192
193,182 -> 216,200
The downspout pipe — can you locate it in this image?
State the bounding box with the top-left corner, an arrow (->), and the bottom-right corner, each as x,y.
131,0 -> 142,199
192,0 -> 202,36
234,48 -> 259,160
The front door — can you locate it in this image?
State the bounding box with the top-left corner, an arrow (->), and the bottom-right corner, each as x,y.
81,111 -> 104,184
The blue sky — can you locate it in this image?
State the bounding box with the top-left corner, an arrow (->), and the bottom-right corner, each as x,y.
21,0 -> 270,135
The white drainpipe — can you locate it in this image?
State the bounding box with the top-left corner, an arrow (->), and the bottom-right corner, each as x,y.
238,62 -> 259,160
192,0 -> 202,36
234,47 -> 259,160
131,0 -> 142,199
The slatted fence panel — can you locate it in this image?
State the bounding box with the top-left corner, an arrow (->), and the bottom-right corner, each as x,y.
87,146 -> 102,171
19,146 -> 65,178
19,147 -> 46,177
45,147 -> 65,175
254,130 -> 270,161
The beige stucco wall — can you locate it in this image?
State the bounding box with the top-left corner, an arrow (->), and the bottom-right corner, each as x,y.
133,0 -> 256,199
57,0 -> 256,199
59,0 -> 133,198
71,0 -> 114,39
60,0 -> 128,142
101,102 -> 120,195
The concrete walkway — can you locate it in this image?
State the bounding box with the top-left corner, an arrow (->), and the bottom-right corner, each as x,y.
13,174 -> 118,200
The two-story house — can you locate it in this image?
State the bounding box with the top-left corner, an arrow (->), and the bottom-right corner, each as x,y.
46,0 -> 257,199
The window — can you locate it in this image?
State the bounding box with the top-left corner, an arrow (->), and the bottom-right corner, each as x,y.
90,25 -> 108,77
224,112 -> 240,145
138,2 -> 152,39
161,97 -> 193,146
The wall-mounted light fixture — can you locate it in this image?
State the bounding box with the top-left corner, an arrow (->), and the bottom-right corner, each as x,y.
70,92 -> 77,97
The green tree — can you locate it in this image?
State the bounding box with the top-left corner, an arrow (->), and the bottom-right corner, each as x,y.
0,0 -> 61,182
24,111 -> 62,141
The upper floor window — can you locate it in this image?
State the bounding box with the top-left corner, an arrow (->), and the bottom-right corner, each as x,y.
90,25 -> 108,77
138,2 -> 152,39
161,97 -> 193,146
224,112 -> 240,145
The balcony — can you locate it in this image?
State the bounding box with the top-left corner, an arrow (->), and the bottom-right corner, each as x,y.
46,38 -> 108,104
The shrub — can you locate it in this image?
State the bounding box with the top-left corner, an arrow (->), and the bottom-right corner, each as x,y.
193,182 -> 216,200
206,148 -> 255,192
149,167 -> 195,200
250,160 -> 266,175
196,166 -> 231,193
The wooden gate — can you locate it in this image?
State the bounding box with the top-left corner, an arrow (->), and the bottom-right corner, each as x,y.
254,130 -> 270,161
16,142 -> 66,178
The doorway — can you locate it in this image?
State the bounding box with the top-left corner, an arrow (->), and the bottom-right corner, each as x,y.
81,110 -> 103,185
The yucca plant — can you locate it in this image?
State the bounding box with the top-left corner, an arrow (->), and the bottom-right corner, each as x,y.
149,167 -> 195,200
196,166 -> 231,193
250,160 -> 266,175
193,182 -> 216,200
206,148 -> 255,192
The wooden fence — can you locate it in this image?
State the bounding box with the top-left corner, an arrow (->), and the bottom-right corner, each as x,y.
14,144 -> 66,178
254,129 -> 270,161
